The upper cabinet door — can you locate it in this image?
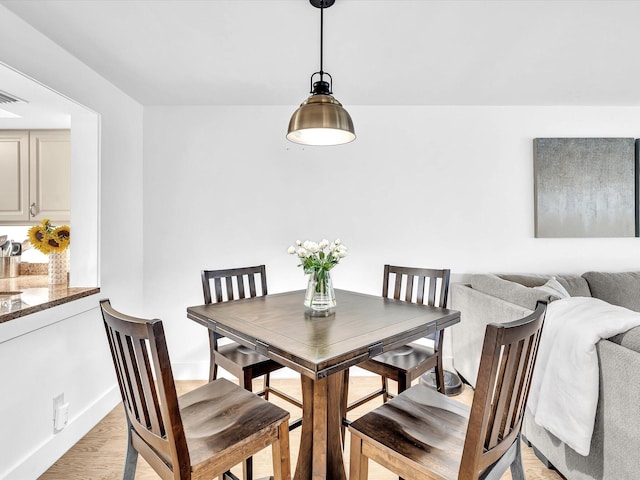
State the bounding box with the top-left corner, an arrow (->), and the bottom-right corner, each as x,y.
29,130 -> 71,222
0,131 -> 29,222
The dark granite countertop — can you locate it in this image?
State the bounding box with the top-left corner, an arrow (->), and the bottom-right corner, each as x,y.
0,275 -> 100,323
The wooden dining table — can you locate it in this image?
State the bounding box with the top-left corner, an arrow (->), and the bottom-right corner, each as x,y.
187,288 -> 460,480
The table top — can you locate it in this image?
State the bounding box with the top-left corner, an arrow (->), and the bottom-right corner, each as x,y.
187,289 -> 460,380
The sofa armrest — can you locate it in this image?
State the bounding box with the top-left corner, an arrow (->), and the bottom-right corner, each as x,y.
609,325 -> 640,354
470,274 -> 557,309
597,339 -> 640,478
450,283 -> 532,387
520,334 -> 640,478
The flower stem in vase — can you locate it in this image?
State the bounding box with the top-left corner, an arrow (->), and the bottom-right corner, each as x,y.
289,238 -> 346,316
304,269 -> 336,314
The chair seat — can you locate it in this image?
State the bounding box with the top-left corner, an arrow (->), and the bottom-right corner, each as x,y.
180,378 -> 290,471
215,341 -> 285,372
362,342 -> 436,375
349,383 -> 469,479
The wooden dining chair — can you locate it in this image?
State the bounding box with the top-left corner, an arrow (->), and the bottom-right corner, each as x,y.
201,266 -> 303,469
343,265 -> 451,419
201,266 -> 302,405
100,299 -> 291,480
348,301 -> 547,480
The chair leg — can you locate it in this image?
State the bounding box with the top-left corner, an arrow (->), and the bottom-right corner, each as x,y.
341,368 -> 350,445
434,331 -> 446,394
208,332 -> 218,382
397,373 -> 410,395
509,439 -> 525,480
264,373 -> 271,400
435,358 -> 445,394
271,421 -> 291,480
349,434 -> 368,480
381,376 -> 389,402
242,458 -> 253,480
239,369 -> 253,392
479,437 -> 521,480
122,425 -> 138,480
238,369 -> 254,480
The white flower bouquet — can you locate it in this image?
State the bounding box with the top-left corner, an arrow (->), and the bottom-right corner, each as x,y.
288,238 -> 347,312
287,238 -> 347,274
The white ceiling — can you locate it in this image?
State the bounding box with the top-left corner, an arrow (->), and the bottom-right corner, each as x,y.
2,0 -> 640,107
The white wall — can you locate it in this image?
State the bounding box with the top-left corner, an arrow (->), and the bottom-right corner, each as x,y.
143,104 -> 640,378
0,6 -> 144,478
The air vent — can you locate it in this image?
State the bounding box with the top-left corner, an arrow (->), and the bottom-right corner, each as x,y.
0,89 -> 24,104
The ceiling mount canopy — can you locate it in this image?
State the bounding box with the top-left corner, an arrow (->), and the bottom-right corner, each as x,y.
287,0 -> 355,146
310,0 -> 334,7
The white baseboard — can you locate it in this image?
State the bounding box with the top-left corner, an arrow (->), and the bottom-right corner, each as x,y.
3,385 -> 120,480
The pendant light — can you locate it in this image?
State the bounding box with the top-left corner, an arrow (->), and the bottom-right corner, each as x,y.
287,0 -> 355,146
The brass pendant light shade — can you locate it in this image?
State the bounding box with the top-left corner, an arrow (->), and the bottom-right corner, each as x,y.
287,90 -> 355,146
287,0 -> 355,146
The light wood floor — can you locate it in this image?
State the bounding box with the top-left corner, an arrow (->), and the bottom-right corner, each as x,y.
40,377 -> 562,480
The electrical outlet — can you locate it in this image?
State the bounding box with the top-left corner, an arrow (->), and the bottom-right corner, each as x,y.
54,403 -> 69,431
53,393 -> 67,433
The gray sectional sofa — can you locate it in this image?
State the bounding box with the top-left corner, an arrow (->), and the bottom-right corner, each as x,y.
450,271 -> 640,480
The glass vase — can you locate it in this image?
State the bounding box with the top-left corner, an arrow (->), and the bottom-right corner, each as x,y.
48,249 -> 69,285
304,269 -> 336,313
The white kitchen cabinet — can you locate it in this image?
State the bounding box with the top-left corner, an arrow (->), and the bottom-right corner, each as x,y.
0,129 -> 70,224
0,131 -> 29,222
29,130 -> 71,222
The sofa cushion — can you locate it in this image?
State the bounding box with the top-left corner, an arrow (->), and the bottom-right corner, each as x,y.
498,273 -> 550,287
582,271 -> 640,312
497,273 -> 591,297
470,274 -> 556,310
533,277 -> 571,299
555,275 -> 592,297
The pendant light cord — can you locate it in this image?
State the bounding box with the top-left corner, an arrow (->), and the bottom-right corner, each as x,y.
308,1 -> 333,95
319,6 -> 324,81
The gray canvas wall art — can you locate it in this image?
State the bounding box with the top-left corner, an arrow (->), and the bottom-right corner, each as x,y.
533,138 -> 636,238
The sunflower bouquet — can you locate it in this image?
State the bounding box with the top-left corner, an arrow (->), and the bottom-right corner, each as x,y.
28,219 -> 71,254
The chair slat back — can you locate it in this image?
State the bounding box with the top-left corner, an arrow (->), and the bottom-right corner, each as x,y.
459,301 -> 546,479
100,299 -> 189,476
201,265 -> 267,304
382,265 -> 450,308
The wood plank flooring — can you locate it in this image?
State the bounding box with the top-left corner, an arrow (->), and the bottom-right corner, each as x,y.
40,376 -> 562,480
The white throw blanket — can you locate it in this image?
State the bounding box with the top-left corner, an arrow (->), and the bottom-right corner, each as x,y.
527,297 -> 640,456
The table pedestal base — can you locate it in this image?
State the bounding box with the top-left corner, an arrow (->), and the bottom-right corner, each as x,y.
295,373 -> 346,480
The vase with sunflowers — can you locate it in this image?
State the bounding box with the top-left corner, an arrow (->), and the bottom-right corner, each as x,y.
28,219 -> 71,284
288,238 -> 347,314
